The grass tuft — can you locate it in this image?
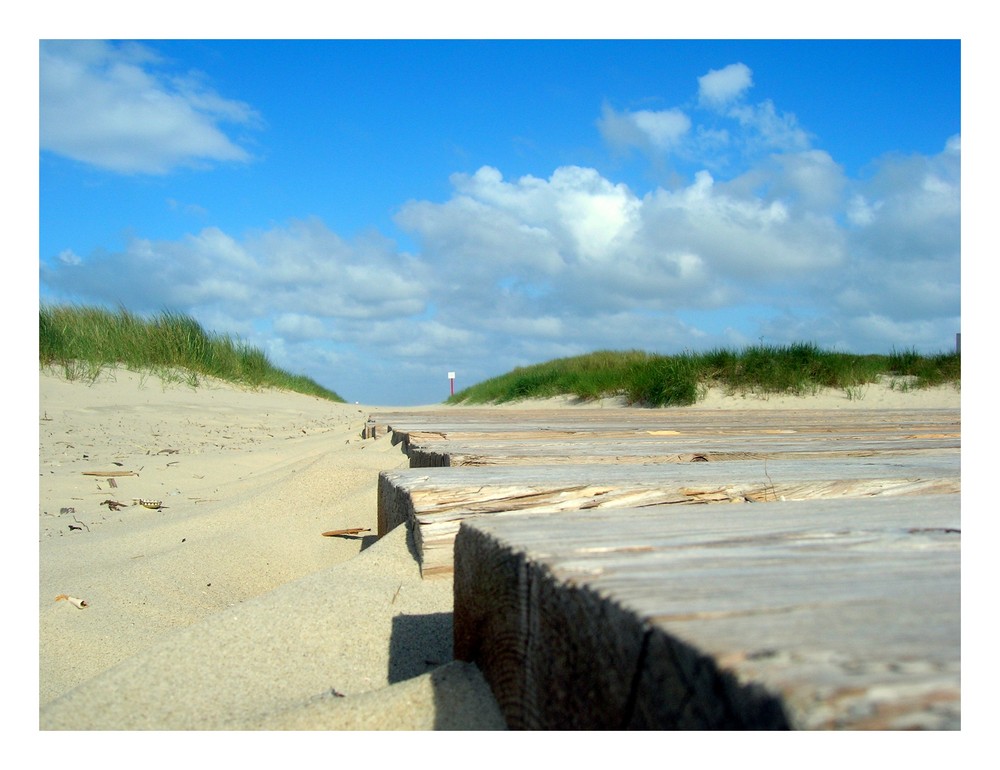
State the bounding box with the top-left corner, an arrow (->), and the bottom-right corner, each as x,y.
39,304 -> 344,402
447,344 -> 960,407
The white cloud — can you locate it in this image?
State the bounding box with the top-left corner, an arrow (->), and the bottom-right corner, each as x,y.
408,165 -> 642,267
698,63 -> 753,109
597,103 -> 691,155
727,150 -> 846,213
57,249 -> 81,266
272,313 -> 330,341
393,163 -> 855,339
638,170 -> 843,282
39,40 -> 259,174
40,217 -> 428,324
598,64 -> 810,169
846,138 -> 960,262
847,194 -> 880,226
728,99 -> 811,153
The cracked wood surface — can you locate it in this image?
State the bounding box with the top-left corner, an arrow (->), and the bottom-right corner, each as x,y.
453,496 -> 960,729
378,455 -> 959,576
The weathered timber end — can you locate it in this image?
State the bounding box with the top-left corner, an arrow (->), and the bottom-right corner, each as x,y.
453,496 -> 960,730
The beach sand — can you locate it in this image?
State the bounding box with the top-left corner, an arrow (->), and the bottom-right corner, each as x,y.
37,367 -> 961,731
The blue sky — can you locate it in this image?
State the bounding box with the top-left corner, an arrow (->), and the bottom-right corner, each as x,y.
38,37 -> 961,405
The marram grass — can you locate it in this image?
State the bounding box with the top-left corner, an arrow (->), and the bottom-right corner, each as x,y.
39,304 -> 344,402
448,344 -> 960,407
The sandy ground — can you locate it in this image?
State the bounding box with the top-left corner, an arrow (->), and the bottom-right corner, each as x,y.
35,368 -> 961,735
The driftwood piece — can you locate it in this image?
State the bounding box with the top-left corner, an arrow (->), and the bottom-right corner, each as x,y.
453,495 -> 961,730
320,527 -> 372,537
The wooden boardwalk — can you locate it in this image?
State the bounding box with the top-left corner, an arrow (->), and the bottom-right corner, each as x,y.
371,406 -> 960,729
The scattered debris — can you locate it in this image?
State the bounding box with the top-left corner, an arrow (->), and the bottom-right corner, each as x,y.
321,527 -> 372,537
59,507 -> 76,515
101,499 -> 127,512
55,594 -> 89,609
82,470 -> 137,477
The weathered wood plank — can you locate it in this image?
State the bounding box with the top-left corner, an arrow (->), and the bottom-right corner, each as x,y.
453,495 -> 960,729
377,408 -> 960,466
402,439 -> 959,468
376,407 -> 960,438
378,455 -> 960,576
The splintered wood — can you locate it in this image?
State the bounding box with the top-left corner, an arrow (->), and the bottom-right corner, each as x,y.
372,406 -> 960,729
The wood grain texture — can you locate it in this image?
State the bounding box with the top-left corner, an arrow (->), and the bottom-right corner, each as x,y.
454,495 -> 960,729
378,455 -> 959,576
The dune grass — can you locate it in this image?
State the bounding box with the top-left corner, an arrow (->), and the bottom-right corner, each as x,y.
447,343 -> 960,407
39,304 -> 345,402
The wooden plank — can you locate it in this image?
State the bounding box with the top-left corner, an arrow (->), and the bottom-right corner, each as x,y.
452,495 -> 960,729
401,438 -> 959,468
378,455 -> 960,576
376,407 -> 960,437
377,408 -> 960,466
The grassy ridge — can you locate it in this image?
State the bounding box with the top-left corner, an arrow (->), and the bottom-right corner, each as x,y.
447,344 -> 960,407
39,304 -> 345,402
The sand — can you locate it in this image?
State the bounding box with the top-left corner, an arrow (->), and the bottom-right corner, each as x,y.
36,367 -> 961,732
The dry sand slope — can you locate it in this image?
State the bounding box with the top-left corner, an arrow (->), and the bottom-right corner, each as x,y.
37,367 -> 960,730
38,368 -> 505,730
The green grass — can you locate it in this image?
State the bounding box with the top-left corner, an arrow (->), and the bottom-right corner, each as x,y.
447,343 -> 960,407
39,304 -> 345,402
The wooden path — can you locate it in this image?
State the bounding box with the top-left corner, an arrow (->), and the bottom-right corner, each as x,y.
371,406 -> 960,729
